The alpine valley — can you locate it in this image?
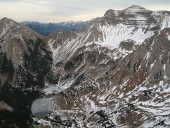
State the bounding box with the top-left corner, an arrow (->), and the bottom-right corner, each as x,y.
1,5 -> 170,128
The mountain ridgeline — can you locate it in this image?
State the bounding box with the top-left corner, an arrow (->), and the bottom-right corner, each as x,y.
1,5 -> 170,128
21,21 -> 89,35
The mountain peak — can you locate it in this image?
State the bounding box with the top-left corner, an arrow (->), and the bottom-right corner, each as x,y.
0,17 -> 15,23
0,17 -> 20,29
124,5 -> 150,13
1,17 -> 10,21
104,5 -> 151,18
127,5 -> 145,9
0,17 -> 42,37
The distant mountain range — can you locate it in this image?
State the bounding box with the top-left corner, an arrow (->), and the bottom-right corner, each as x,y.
21,21 -> 89,35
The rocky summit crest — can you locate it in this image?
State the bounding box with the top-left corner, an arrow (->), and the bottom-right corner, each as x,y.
125,5 -> 146,10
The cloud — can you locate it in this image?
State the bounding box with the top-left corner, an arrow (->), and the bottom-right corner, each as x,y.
0,0 -> 19,2
0,0 -> 170,22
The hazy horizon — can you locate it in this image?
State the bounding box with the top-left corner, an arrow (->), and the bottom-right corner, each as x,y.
1,0 -> 170,23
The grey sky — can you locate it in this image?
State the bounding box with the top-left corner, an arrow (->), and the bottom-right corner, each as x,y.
0,0 -> 170,23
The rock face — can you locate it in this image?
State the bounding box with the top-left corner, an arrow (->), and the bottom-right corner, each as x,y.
46,5 -> 170,127
1,5 -> 170,128
0,18 -> 53,128
0,17 -> 43,65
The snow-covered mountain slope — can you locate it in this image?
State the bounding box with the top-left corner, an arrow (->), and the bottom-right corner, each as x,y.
95,23 -> 153,49
41,5 -> 170,128
49,5 -> 159,64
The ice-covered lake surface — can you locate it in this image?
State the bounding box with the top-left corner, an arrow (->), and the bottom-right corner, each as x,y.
31,98 -> 53,118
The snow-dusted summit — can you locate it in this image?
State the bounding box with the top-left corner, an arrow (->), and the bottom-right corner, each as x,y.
124,5 -> 150,13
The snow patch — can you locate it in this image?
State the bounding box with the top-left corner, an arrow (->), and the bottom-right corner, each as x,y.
145,52 -> 151,60
37,119 -> 52,126
161,13 -> 170,30
150,60 -> 156,69
95,24 -> 153,49
43,80 -> 74,95
167,35 -> 170,40
152,12 -> 170,30
0,27 -> 9,38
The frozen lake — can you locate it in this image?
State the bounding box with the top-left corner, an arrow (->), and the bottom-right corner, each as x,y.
31,98 -> 53,118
